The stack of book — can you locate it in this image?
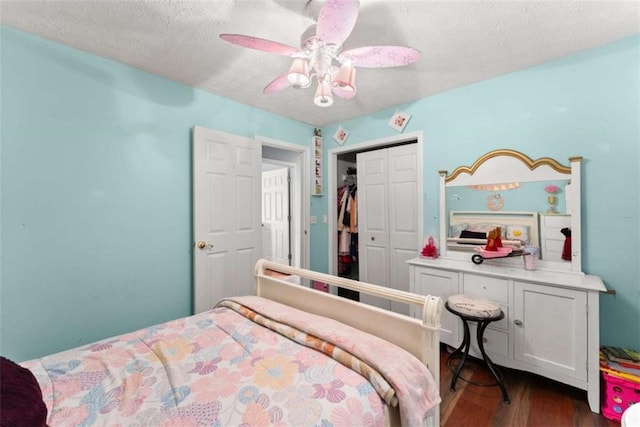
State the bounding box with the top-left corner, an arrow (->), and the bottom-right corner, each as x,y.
601,346 -> 640,380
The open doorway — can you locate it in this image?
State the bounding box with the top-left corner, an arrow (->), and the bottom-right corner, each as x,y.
258,136 -> 310,270
261,162 -> 292,265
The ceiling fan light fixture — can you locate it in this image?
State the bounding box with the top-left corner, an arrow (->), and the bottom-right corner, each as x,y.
333,62 -> 356,92
313,79 -> 334,107
220,0 -> 420,107
287,58 -> 311,88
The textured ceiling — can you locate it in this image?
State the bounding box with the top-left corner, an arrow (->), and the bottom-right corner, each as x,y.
1,0 -> 639,126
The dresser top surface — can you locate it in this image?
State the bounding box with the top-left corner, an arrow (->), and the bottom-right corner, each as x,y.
408,257 -> 606,292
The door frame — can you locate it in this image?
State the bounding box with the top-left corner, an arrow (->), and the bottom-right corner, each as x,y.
256,135 -> 310,270
327,131 -> 424,276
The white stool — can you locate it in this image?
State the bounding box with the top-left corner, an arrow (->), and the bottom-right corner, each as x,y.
445,294 -> 509,403
622,403 -> 640,427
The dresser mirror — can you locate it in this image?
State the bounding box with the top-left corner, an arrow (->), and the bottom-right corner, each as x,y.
438,149 -> 584,274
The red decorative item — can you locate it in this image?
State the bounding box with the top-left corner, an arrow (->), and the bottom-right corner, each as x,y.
561,227 -> 572,261
484,228 -> 500,251
494,227 -> 503,249
421,237 -> 438,259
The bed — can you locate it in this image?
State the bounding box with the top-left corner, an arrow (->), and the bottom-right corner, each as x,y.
16,259 -> 443,427
447,210 -> 539,252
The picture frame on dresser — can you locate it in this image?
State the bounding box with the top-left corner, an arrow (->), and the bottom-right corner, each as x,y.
408,149 -> 607,414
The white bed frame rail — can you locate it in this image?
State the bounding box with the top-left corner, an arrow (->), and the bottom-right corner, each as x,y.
254,259 -> 443,427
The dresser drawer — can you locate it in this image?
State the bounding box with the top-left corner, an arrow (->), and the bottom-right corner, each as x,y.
463,274 -> 509,304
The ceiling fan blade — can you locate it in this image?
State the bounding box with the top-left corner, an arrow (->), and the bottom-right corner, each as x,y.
220,34 -> 299,56
315,0 -> 360,46
263,72 -> 292,94
341,46 -> 421,68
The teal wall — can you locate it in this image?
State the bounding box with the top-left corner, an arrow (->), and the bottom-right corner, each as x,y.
2,26 -> 638,360
0,26 -> 313,361
312,36 -> 640,349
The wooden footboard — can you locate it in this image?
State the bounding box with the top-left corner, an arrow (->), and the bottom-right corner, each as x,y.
254,259 -> 442,427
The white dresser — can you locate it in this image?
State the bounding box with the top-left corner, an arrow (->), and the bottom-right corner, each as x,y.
408,256 -> 606,413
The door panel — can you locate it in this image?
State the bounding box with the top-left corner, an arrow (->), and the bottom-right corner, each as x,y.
357,144 -> 419,314
514,281 -> 587,381
261,168 -> 290,265
413,267 -> 459,345
389,248 -> 416,314
357,149 -> 390,309
193,126 -> 261,314
388,145 -> 419,315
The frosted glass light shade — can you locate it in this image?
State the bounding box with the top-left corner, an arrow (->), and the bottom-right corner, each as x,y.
287,58 -> 310,88
314,80 -> 333,107
334,63 -> 356,92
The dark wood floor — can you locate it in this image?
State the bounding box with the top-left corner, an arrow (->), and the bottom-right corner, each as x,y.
438,347 -> 620,427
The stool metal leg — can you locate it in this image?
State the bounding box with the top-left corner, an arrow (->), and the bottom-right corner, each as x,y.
449,318 -> 471,392
477,320 -> 510,403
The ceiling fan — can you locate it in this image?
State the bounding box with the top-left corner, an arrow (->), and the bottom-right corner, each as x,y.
220,0 -> 420,107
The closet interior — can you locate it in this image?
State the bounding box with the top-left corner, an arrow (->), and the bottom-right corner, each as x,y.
336,154 -> 359,300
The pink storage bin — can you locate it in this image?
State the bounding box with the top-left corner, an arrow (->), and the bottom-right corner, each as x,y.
601,371 -> 640,422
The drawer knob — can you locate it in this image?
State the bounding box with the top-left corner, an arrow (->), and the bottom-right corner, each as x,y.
514,319 -> 523,326
482,337 -> 488,343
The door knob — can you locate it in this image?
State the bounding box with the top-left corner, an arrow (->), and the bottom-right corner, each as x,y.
197,241 -> 213,250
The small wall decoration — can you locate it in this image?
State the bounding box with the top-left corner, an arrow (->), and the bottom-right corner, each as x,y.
486,193 -> 505,211
388,110 -> 411,133
312,128 -> 323,196
332,126 -> 349,145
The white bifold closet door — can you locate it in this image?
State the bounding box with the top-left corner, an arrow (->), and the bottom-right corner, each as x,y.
357,144 -> 420,315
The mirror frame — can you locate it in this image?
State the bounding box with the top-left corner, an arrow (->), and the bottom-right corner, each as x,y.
438,149 -> 584,274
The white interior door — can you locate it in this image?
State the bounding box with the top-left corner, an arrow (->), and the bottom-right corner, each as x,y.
358,144 -> 419,314
262,167 -> 291,265
387,144 -> 420,315
193,126 -> 261,313
357,149 -> 390,309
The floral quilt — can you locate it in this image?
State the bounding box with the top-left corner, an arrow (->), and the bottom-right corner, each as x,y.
22,296 -> 438,426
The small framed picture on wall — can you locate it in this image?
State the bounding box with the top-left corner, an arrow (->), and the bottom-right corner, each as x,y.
332,126 -> 349,145
388,110 -> 411,133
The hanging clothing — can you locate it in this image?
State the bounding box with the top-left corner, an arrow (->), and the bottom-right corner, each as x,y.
337,183 -> 358,276
339,228 -> 351,255
337,185 -> 349,232
349,187 -> 357,233
339,185 -> 358,265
